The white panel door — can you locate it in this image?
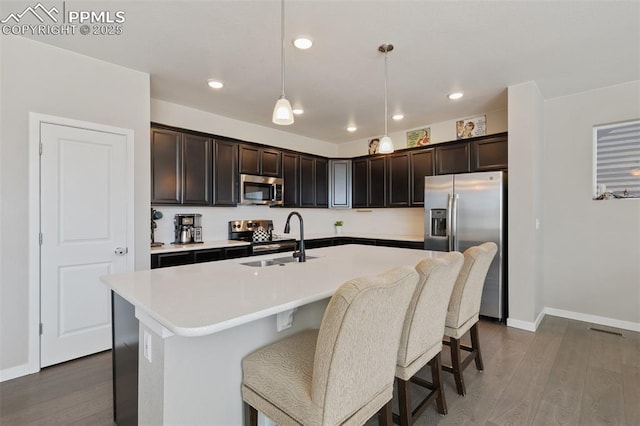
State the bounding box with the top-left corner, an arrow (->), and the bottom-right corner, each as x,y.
40,122 -> 128,367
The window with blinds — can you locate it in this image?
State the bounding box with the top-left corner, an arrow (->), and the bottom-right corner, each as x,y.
594,119 -> 640,199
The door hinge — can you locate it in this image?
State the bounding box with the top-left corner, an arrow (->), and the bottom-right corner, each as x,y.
39,143 -> 43,156
39,233 -> 43,245
39,323 -> 43,335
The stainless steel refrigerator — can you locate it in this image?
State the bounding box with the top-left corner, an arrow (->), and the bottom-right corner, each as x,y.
424,171 -> 506,321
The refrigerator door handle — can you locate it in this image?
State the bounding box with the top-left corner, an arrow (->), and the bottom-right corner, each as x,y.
451,193 -> 459,251
446,194 -> 454,251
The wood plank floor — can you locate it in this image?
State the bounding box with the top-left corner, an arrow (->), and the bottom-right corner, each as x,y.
1,316 -> 638,425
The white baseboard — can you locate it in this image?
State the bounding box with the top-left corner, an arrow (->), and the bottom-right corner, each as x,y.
0,362 -> 39,383
544,307 -> 640,332
506,309 -> 544,332
507,307 -> 640,333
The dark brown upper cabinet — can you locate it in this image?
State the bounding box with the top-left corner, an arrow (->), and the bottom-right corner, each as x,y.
239,144 -> 281,177
151,128 -> 182,204
352,159 -> 368,208
387,152 -> 410,207
436,143 -> 470,175
409,148 -> 435,206
470,134 -> 508,171
282,153 -> 300,207
183,134 -> 212,205
300,155 -> 328,207
151,128 -> 211,205
353,156 -> 387,208
368,156 -> 387,207
213,139 -> 238,206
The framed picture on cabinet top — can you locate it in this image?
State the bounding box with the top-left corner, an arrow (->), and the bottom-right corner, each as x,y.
456,115 -> 486,139
407,128 -> 431,147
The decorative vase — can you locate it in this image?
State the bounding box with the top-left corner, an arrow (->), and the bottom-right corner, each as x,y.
335,226 -> 343,235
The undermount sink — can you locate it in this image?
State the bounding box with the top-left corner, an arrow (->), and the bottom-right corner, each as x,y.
240,255 -> 317,267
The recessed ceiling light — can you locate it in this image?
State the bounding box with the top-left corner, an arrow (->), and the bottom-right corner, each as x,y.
292,108 -> 304,115
207,80 -> 224,89
293,37 -> 313,49
448,92 -> 463,100
347,126 -> 357,132
392,114 -> 404,121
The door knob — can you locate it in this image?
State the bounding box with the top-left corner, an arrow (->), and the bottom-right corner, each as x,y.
114,247 -> 128,256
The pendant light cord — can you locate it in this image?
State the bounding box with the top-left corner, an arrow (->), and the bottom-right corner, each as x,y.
384,50 -> 388,136
280,0 -> 286,97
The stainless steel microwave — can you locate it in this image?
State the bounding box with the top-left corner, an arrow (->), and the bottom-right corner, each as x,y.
239,174 -> 284,206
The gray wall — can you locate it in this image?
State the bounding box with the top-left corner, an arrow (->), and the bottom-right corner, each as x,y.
542,81 -> 640,325
507,81 -> 545,327
0,36 -> 150,374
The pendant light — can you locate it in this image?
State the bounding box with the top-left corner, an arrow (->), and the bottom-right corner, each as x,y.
378,43 -> 394,154
272,0 -> 294,125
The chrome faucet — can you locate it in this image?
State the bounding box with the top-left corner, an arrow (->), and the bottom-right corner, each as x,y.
283,211 -> 306,262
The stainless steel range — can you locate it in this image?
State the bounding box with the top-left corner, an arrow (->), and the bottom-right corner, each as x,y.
228,220 -> 297,255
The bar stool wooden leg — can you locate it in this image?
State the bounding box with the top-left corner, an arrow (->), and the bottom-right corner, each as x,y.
430,353 -> 447,415
397,378 -> 411,426
450,337 -> 466,395
470,323 -> 484,370
378,400 -> 393,426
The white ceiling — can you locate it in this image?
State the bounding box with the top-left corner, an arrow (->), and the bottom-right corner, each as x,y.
8,0 -> 640,143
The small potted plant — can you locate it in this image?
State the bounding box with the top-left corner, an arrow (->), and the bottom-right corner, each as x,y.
334,220 -> 343,235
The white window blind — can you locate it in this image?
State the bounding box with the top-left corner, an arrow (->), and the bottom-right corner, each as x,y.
594,119 -> 640,198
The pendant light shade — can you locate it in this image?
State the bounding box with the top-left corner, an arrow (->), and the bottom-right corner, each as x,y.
273,0 -> 294,125
378,43 -> 394,154
273,96 -> 294,125
379,135 -> 394,154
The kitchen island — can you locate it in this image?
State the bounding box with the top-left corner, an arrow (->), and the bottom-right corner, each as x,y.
102,244 -> 442,425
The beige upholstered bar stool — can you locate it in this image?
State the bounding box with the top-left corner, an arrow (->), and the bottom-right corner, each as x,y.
394,252 -> 464,426
442,242 -> 498,396
241,266 -> 419,426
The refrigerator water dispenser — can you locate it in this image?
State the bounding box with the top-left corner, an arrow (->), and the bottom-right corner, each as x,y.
430,209 -> 447,237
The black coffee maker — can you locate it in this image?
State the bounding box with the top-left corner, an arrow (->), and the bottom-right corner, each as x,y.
173,214 -> 203,244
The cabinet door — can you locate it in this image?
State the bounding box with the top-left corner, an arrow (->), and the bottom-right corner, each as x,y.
300,156 -> 316,207
314,158 -> 328,207
151,128 -> 182,204
352,159 -> 368,207
183,134 -> 212,205
151,252 -> 194,268
436,143 -> 470,174
194,248 -> 224,263
239,145 -> 260,175
282,153 -> 300,207
369,156 -> 387,207
471,136 -> 508,171
213,140 -> 238,206
388,152 -> 410,207
329,160 -> 352,209
410,148 -> 434,206
261,148 -> 282,177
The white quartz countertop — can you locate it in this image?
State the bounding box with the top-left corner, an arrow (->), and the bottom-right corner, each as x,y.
102,245 -> 441,337
150,234 -> 423,254
151,239 -> 250,254
305,232 -> 424,242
